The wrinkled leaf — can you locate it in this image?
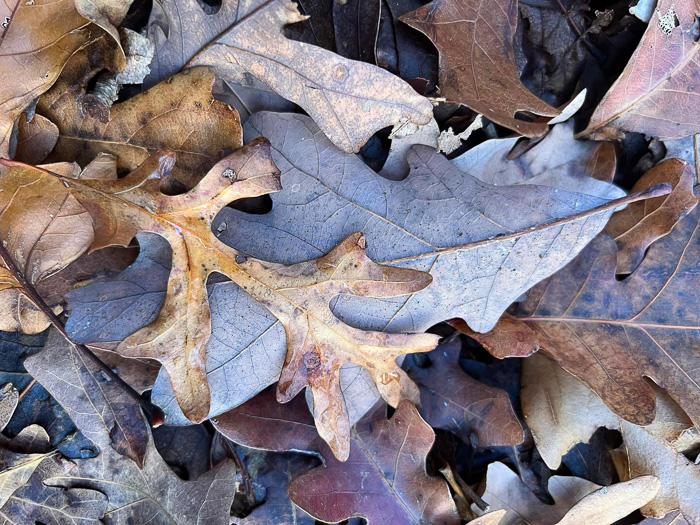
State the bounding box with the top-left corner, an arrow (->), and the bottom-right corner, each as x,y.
288,400 -> 460,524
514,196 -> 700,430
522,352 -> 700,522
400,0 -> 560,137
582,0 -> 700,140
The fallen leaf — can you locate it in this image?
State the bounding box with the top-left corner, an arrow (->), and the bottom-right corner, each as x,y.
0,458 -> 108,524
14,114 -> 59,165
152,423 -> 211,480
288,400 -> 460,524
402,338 -> 524,446
448,315 -> 539,359
661,134 -> 700,184
603,158 -> 698,273
513,196 -> 700,431
146,0 -> 433,152
24,346 -> 237,525
581,0 -> 700,140
0,160 -> 96,333
400,0 -> 560,137
451,121 -> 621,200
0,0 -> 96,157
521,352 -> 700,522
228,111 -> 663,334
466,510 -> 507,525
60,138 -> 438,460
380,118 -> 440,180
333,0 -> 380,63
39,62 -> 242,188
472,462 -> 660,525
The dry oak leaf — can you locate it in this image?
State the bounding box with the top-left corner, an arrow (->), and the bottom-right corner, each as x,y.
402,338 -> 524,446
472,462 -> 661,525
25,328 -> 150,468
451,121 -> 622,200
581,0 -> 700,140
603,157 -> 698,274
14,114 -> 59,166
513,196 -> 700,431
39,64 -> 242,188
288,400 -> 460,525
400,0 -> 560,137
0,0 -> 135,158
448,315 -> 538,359
23,338 -> 236,525
60,138 -> 438,461
147,0 -> 433,152
0,160 -> 97,333
224,111 -> 668,335
521,352 -> 700,522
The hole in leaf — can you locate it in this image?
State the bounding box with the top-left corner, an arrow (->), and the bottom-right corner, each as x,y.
195,0 -> 221,15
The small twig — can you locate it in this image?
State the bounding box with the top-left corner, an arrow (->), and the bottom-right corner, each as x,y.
452,465 -> 491,512
224,439 -> 255,507
17,378 -> 36,403
0,241 -> 164,427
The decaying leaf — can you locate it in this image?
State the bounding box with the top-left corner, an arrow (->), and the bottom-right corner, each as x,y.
603,158 -> 698,274
522,352 -> 700,522
582,0 -> 700,140
400,0 -> 560,137
39,62 -> 242,188
0,160 -> 96,333
452,121 -> 621,200
24,328 -> 150,468
472,462 -> 660,525
288,400 -> 460,524
513,197 -> 700,431
402,339 -> 524,446
23,341 -> 237,525
146,0 -> 432,152
56,138 -> 438,460
14,114 -> 59,165
448,315 -> 538,359
227,111 -> 665,334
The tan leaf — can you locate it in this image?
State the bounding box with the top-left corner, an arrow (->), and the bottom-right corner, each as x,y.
0,160 -> 97,332
472,461 -> 660,525
58,138 -> 436,460
400,0 -> 560,137
39,58 -> 242,188
521,352 -> 700,522
581,0 -> 700,140
604,158 -> 698,273
14,114 -> 59,165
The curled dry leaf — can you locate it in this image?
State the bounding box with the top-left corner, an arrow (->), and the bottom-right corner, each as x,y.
147,0 -> 432,152
448,315 -> 538,359
400,0 -> 560,137
522,352 -> 700,522
288,400 -> 460,525
0,160 -> 96,333
472,462 -> 661,525
58,138 -> 437,461
582,0 -> 700,140
514,198 -> 700,431
14,114 -> 59,165
402,338 -> 524,446
604,158 -> 698,274
39,61 -> 242,188
451,121 -> 621,200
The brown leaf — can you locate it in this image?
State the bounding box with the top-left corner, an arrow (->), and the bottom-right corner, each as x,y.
449,315 -> 539,359
213,385 -> 319,454
60,138 -> 437,460
147,0 -> 432,152
581,0 -> 700,140
472,462 -> 660,525
513,197 -> 700,431
14,114 -> 59,165
400,0 -> 560,137
521,352 -> 700,522
288,400 -> 460,524
604,158 -> 698,273
39,61 -> 242,188
403,339 -> 524,446
0,160 -> 96,332
25,328 -> 150,468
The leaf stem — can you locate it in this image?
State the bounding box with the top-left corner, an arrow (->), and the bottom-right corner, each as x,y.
0,242 -> 165,427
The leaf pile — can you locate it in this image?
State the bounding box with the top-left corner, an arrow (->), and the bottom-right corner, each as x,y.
0,0 -> 698,522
